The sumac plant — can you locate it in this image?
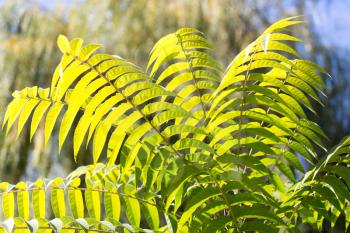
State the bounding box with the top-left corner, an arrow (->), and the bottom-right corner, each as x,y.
2,17 -> 350,233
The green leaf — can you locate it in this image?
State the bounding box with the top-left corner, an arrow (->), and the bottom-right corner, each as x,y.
69,38 -> 83,55
107,131 -> 126,165
122,184 -> 141,227
67,178 -> 84,219
271,172 -> 285,192
59,80 -> 107,153
86,95 -> 124,145
85,184 -> 101,220
331,166 -> 350,188
141,193 -> 159,230
202,216 -> 231,233
174,138 -> 214,154
313,184 -> 342,211
92,103 -> 133,163
104,182 -> 121,221
73,87 -> 118,156
45,102 -> 64,146
57,35 -> 70,54
178,187 -> 221,229
16,99 -> 40,138
79,44 -> 101,60
49,178 -> 66,217
30,101 -> 51,141
0,183 -> 15,218
240,221 -> 279,233
16,182 -> 30,220
322,175 -> 350,202
234,207 -> 285,224
276,161 -> 296,182
32,179 -> 45,218
3,98 -> 27,134
165,165 -> 200,212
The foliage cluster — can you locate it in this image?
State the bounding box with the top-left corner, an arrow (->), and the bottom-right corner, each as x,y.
2,17 -> 350,232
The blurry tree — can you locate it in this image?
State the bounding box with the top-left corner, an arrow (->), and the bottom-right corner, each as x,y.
0,1 -> 69,182
295,0 -> 350,151
0,0 -> 274,182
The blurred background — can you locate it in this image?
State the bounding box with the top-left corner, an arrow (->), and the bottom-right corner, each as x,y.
0,0 -> 349,199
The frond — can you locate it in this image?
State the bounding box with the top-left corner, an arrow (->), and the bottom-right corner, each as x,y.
3,86 -> 68,144
284,136 -> 350,231
3,35 -> 211,168
0,164 -> 167,232
147,28 -> 222,123
207,17 -> 328,184
3,16 -> 349,232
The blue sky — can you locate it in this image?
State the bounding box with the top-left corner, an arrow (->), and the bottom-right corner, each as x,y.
36,0 -> 350,50
307,0 -> 350,50
2,0 -> 349,51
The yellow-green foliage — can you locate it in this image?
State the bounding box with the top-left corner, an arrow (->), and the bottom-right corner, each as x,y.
1,17 -> 350,232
